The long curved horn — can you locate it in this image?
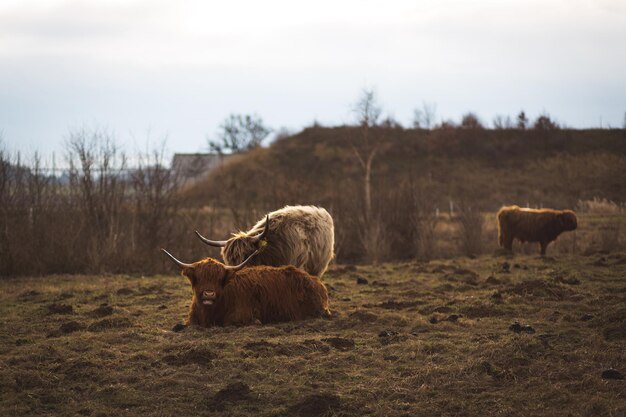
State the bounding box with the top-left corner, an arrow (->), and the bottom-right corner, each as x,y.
161,248 -> 194,268
194,231 -> 228,247
251,215 -> 270,242
224,249 -> 261,272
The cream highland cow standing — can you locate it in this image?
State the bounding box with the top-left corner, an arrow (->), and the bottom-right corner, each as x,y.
195,205 -> 335,277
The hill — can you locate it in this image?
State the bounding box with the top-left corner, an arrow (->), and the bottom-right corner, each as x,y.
182,127 -> 626,262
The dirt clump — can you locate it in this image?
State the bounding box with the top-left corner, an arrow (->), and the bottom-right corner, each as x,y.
367,300 -> 422,310
286,393 -> 342,417
47,303 -> 73,314
322,337 -> 355,351
207,382 -> 253,411
87,317 -> 132,331
116,287 -> 135,295
509,322 -> 536,334
47,320 -> 84,337
504,280 -> 573,300
356,276 -> 368,285
90,303 -> 114,317
348,311 -> 378,323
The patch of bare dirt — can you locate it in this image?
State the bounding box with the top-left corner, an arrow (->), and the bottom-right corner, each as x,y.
321,337 -> 355,351
87,317 -> 132,331
285,393 -> 342,417
47,303 -> 73,315
347,311 -> 378,323
444,268 -> 480,285
47,320 -> 84,338
364,300 -> 423,310
206,382 -> 254,411
90,303 -> 114,317
243,339 -> 331,357
116,287 -> 135,295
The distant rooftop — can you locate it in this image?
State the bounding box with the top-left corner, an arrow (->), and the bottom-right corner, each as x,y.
171,153 -> 232,187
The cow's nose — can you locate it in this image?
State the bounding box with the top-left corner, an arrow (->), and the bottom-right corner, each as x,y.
203,291 -> 216,299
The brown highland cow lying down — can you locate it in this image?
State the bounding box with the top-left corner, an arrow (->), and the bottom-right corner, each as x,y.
161,249 -> 331,327
497,205 -> 577,255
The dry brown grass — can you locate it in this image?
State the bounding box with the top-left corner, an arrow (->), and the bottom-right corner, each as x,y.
1,254 -> 625,416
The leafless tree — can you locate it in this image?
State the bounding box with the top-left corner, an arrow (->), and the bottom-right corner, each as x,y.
131,140 -> 179,271
457,203 -> 484,256
412,102 -> 437,129
351,89 -> 388,263
66,127 -> 127,271
493,114 -> 514,129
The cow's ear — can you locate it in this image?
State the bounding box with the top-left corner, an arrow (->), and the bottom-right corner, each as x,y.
182,268 -> 197,286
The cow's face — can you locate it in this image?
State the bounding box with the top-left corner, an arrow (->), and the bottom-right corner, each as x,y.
223,235 -> 267,266
558,210 -> 577,231
196,214 -> 270,265
182,259 -> 229,308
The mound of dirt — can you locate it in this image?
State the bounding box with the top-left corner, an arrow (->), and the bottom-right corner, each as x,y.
90,304 -> 114,317
286,393 -> 342,417
116,287 -> 135,295
503,280 -> 574,300
18,290 -> 41,300
322,337 -> 355,351
444,268 -> 480,285
366,300 -> 422,310
207,382 -> 253,411
348,311 -> 378,323
419,305 -> 453,315
47,303 -> 73,315
243,340 -> 331,357
87,317 -> 132,331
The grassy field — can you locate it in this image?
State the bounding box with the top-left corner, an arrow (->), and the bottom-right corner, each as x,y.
1,253 -> 625,417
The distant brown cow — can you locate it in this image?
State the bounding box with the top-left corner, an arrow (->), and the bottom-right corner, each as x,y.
497,205 -> 578,255
161,248 -> 331,327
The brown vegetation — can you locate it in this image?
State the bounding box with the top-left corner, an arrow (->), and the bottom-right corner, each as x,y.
1,127 -> 625,275
1,254 -> 624,416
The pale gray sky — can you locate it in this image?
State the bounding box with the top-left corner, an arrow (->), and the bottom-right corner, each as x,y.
1,0 -> 625,160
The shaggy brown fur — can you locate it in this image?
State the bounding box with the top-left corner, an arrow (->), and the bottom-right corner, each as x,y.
497,205 -> 578,255
209,206 -> 334,277
179,257 -> 331,327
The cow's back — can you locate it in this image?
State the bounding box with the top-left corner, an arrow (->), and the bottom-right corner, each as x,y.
224,266 -> 330,324
254,206 -> 334,277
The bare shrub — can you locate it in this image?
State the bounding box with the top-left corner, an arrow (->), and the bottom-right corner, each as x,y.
593,221 -> 621,253
457,204 -> 484,256
577,197 -> 623,215
66,127 -> 127,272
130,143 -> 179,273
358,215 -> 390,264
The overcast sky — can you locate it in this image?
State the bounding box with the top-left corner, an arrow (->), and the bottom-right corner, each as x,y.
1,0 -> 625,161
